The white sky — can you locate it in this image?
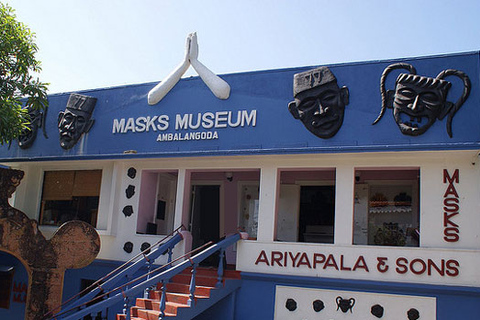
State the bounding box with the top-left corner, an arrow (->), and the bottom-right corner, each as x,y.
5,0 -> 480,94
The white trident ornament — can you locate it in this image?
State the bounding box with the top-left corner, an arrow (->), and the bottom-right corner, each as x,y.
148,32 -> 231,105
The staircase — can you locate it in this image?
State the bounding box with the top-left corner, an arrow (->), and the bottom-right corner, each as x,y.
50,232 -> 246,320
118,267 -> 241,320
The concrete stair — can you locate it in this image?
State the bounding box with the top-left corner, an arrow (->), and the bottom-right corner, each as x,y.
117,267 -> 241,320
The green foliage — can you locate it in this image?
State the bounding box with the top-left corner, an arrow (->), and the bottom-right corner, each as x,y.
0,3 -> 48,145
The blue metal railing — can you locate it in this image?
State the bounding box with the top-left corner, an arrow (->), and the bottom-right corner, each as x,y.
51,232 -> 243,320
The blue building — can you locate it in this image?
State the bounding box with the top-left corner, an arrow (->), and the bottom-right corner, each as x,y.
0,51 -> 479,319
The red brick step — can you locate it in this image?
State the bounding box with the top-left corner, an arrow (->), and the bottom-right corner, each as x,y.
118,267 -> 241,320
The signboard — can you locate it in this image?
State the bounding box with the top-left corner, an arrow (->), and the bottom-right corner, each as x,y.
0,52 -> 479,161
237,241 -> 480,287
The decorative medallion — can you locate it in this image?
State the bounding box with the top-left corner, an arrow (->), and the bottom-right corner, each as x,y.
18,106 -> 47,149
126,185 -> 135,199
285,298 -> 297,311
371,304 -> 384,318
127,167 -> 137,179
288,66 -> 349,139
122,205 -> 134,217
141,242 -> 151,255
313,299 -> 325,312
58,93 -> 97,149
407,308 -> 420,320
123,242 -> 133,253
336,296 -> 355,313
373,63 -> 471,137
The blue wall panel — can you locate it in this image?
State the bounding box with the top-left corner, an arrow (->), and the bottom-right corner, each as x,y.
236,272 -> 480,320
62,259 -> 134,319
234,277 -> 276,319
0,52 -> 479,162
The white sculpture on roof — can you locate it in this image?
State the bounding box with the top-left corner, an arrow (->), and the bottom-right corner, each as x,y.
148,32 -> 231,105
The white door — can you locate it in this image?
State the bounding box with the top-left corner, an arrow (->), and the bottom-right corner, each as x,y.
276,184 -> 300,242
353,183 -> 369,245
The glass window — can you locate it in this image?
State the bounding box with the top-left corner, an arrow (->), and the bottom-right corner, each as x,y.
353,168 -> 420,247
276,169 -> 335,243
40,170 -> 102,227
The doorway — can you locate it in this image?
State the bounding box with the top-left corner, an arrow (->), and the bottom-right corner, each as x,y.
189,185 -> 221,250
0,251 -> 28,320
298,185 -> 335,243
276,168 -> 336,244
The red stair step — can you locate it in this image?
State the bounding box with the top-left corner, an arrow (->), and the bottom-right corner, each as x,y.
171,273 -> 220,287
116,315 -> 142,320
117,267 -> 241,320
135,301 -> 188,318
131,305 -> 177,319
136,298 -> 190,315
153,283 -> 214,296
147,291 -> 210,304
181,267 -> 241,279
149,283 -> 215,300
134,308 -> 162,320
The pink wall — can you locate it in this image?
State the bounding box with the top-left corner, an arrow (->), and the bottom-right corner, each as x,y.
189,170 -> 260,265
137,171 -> 157,233
190,170 -> 260,235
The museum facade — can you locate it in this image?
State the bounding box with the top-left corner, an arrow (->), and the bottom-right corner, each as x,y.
0,51 -> 479,319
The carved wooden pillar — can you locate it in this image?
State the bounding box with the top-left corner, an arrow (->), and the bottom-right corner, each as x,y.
0,167 -> 100,320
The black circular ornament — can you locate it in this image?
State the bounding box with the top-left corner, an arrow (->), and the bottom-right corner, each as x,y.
127,167 -> 137,179
123,242 -> 133,253
313,299 -> 325,312
285,298 -> 297,311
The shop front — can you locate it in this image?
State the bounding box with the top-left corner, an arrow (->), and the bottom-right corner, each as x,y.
0,51 -> 479,319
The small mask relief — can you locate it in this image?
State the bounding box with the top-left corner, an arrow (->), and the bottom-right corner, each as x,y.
313,299 -> 325,312
123,241 -> 133,253
122,205 -> 134,217
125,185 -> 135,199
373,63 -> 471,137
336,296 -> 355,313
18,106 -> 48,149
285,298 -> 297,311
58,93 -> 97,149
127,167 -> 137,179
407,308 -> 420,320
288,66 -> 349,139
141,242 -> 151,255
371,304 -> 384,318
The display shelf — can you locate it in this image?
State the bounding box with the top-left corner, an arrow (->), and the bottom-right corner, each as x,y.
369,205 -> 412,214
